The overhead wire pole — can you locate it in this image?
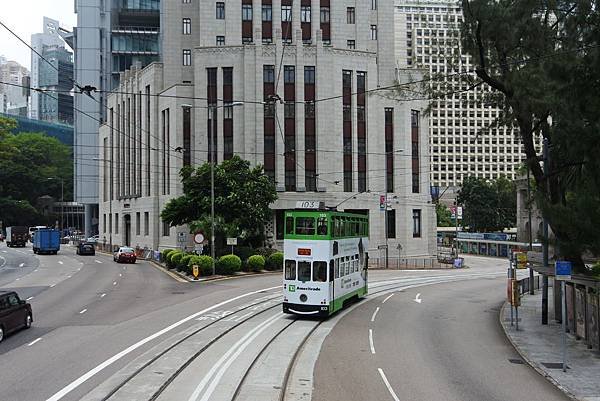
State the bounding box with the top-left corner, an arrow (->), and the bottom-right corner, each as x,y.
542,138 -> 550,324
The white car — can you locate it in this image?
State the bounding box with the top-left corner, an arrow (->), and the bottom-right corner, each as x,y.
87,235 -> 99,243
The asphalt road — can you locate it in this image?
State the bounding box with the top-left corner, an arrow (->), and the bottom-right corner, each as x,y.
313,265 -> 569,401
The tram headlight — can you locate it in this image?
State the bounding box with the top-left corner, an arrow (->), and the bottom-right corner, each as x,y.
300,294 -> 308,303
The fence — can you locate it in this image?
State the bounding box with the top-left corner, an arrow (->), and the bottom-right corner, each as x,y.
371,256 -> 451,270
517,275 -> 542,295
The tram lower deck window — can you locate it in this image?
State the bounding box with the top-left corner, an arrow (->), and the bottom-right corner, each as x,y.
285,260 -> 296,280
298,261 -> 311,282
313,261 -> 327,282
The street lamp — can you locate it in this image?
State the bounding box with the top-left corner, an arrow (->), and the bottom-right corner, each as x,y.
47,177 -> 64,234
181,101 -> 244,275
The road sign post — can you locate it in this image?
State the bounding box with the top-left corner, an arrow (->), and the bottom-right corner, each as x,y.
555,260 -> 572,372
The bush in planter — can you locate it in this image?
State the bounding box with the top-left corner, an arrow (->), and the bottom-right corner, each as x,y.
217,254 -> 242,275
162,249 -> 175,264
180,254 -> 194,273
247,255 -> 265,272
255,247 -> 277,258
169,252 -> 184,269
266,252 -> 284,271
233,246 -> 255,271
188,255 -> 215,276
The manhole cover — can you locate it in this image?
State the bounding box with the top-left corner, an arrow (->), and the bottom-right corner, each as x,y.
508,358 -> 525,365
542,362 -> 570,369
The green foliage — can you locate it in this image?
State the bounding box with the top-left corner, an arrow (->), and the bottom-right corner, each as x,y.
216,254 -> 242,275
247,255 -> 265,272
233,246 -> 255,270
189,255 -> 215,276
436,204 -> 453,227
161,249 -> 175,263
180,254 -> 194,273
0,117 -> 73,227
589,263 -> 600,279
161,156 -> 278,252
254,247 -> 277,258
457,176 -> 516,233
167,251 -> 183,269
266,252 -> 284,271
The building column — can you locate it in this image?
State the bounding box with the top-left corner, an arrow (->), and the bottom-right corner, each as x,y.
84,203 -> 93,238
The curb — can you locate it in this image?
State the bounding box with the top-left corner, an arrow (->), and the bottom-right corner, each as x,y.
499,301 -> 580,401
148,260 -> 282,283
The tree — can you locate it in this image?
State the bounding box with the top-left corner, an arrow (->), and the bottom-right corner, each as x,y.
436,203 -> 453,227
457,176 -> 516,232
161,156 -> 277,252
459,1 -> 600,271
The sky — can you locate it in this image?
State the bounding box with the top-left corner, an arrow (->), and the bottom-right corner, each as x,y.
0,0 -> 77,70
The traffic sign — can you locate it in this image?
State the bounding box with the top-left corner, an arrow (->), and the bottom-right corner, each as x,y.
555,261 -> 572,281
226,237 -> 238,246
177,232 -> 187,243
193,232 -> 205,244
192,264 -> 199,279
515,252 -> 528,269
379,195 -> 386,211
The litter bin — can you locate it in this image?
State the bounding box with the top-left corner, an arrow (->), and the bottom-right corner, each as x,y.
453,257 -> 464,268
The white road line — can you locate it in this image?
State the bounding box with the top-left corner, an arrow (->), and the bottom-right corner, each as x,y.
382,293 -> 395,304
34,269 -> 38,272
27,338 -> 42,346
119,273 -> 122,277
378,368 -> 400,401
369,329 -> 376,354
1,250 -> 6,253
371,307 -> 380,323
67,275 -> 72,278
100,293 -> 106,298
58,261 -> 64,265
0,256 -> 6,268
112,281 -> 117,286
15,278 -> 20,281
79,309 -> 87,314
95,260 -> 102,264
50,284 -> 56,288
45,285 -> 281,401
233,311 -> 253,322
19,262 -> 24,267
26,296 -> 34,301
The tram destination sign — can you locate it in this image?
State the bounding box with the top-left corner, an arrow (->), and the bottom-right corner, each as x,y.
295,200 -> 325,209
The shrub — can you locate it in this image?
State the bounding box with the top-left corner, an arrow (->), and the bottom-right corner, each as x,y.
162,249 -> 175,263
591,262 -> 600,278
255,247 -> 277,258
217,254 -> 242,275
247,255 -> 265,272
196,255 -> 215,276
233,246 -> 255,270
266,252 -> 284,271
169,252 -> 184,269
180,254 -> 194,273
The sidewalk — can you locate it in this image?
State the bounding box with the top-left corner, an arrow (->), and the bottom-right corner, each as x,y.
501,288 -> 600,401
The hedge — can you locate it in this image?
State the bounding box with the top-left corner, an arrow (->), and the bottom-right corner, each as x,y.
162,249 -> 175,263
217,254 -> 242,275
188,255 -> 215,276
169,251 -> 183,269
266,252 -> 284,271
247,255 -> 265,272
180,254 -> 194,273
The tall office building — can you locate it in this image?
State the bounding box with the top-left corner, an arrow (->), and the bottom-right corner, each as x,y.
31,17 -> 74,124
97,0 -> 436,260
0,57 -> 29,117
395,0 -> 531,195
72,0 -> 160,236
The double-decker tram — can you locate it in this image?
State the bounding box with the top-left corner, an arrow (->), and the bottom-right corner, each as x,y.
283,201 -> 368,317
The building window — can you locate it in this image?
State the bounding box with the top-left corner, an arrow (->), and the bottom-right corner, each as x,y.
347,40 -> 355,49
183,0 -> 191,3
182,18 -> 191,34
411,109 -> 420,193
242,4 -> 253,21
216,2 -> 225,19
371,0 -> 377,10
263,65 -> 275,83
224,103 -> 234,119
370,25 -> 378,40
304,66 -> 315,84
412,209 -> 422,238
284,65 -> 295,83
144,212 -> 149,236
162,220 -> 170,237
115,213 -> 119,234
183,49 -> 191,66
301,6 -> 311,22
135,212 -> 141,236
262,5 -> 272,21
216,35 -> 225,46
103,214 -> 106,233
281,5 -> 292,22
320,7 -> 330,23
347,7 -> 355,24
305,102 -> 315,118
386,209 -> 396,239
284,102 -> 295,118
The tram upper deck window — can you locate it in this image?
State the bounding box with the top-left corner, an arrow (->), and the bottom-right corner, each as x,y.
285,216 -> 294,235
313,261 -> 327,282
298,261 -> 311,282
317,217 -> 328,235
285,260 -> 296,280
296,217 -> 315,235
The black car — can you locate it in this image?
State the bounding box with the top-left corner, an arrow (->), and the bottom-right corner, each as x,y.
0,291 -> 32,342
76,242 -> 96,256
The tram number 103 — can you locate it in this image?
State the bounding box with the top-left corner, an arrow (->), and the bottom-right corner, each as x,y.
295,200 -> 324,209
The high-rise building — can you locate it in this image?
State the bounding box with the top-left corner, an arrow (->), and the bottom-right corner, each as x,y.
395,0 -> 532,195
72,0 -> 160,237
31,17 -> 74,125
0,57 -> 29,117
97,0 -> 436,260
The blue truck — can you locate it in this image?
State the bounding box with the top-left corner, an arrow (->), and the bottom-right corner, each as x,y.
32,228 -> 60,255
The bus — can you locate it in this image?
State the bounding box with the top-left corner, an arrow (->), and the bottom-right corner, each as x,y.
283,203 -> 368,317
28,226 -> 47,242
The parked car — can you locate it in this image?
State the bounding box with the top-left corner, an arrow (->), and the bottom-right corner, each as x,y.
76,242 -> 96,256
114,247 -> 136,263
87,235 -> 100,244
0,291 -> 32,342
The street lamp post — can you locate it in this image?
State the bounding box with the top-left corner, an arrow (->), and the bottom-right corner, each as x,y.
47,177 -> 64,234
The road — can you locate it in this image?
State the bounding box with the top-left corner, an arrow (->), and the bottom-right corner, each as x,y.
0,246 -> 569,401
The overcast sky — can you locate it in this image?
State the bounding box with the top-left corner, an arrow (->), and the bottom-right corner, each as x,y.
0,0 -> 77,70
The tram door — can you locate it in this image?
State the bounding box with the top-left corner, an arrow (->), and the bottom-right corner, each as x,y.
329,259 -> 335,305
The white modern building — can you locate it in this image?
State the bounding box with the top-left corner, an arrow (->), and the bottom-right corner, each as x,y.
395,0 -> 535,194
0,57 -> 29,117
98,0 -> 436,261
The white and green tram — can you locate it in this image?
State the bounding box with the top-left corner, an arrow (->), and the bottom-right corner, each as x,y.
283,206 -> 368,317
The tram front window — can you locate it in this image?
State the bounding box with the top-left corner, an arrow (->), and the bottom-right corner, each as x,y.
295,217 -> 315,235
313,261 -> 327,282
285,260 -> 296,280
298,261 -> 311,282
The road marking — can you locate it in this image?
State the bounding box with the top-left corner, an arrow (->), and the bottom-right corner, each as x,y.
0,256 -> 6,268
45,285 -> 281,401
100,293 -> 106,298
27,338 -> 42,346
26,296 -> 34,301
79,309 -> 87,314
67,275 -> 72,278
378,368 -> 400,401
1,250 -> 6,253
58,261 -> 64,265
371,307 -> 380,323
382,293 -> 394,304
414,293 -> 422,304
34,269 -> 38,272
15,278 -> 20,281
369,329 -> 376,354
50,284 -> 56,288
95,260 -> 102,264
119,273 -> 122,277
113,281 -> 117,286
188,313 -> 282,401
19,262 -> 24,267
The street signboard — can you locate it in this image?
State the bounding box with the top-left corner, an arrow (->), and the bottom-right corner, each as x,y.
177,232 -> 187,243
555,261 -> 572,281
379,195 -> 386,211
227,237 -> 238,246
193,232 -> 205,244
515,252 -> 528,269
377,244 -> 388,250
450,206 -> 463,220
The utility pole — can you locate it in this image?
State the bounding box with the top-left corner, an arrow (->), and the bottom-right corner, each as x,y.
211,105 -> 217,276
542,138 -> 549,324
527,166 -> 534,295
